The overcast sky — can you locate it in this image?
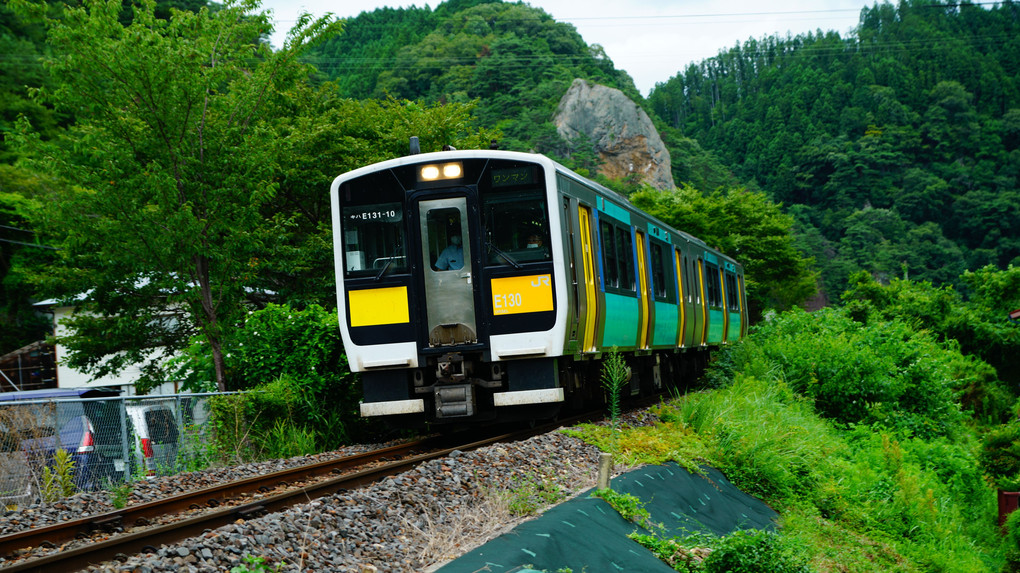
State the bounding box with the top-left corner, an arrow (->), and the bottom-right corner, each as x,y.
259,0 -> 873,96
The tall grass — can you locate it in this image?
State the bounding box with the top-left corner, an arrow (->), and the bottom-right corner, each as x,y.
656,374 -> 1001,571
566,306 -> 1011,571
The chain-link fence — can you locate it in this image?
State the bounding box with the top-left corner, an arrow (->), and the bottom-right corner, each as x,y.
0,393 -> 231,509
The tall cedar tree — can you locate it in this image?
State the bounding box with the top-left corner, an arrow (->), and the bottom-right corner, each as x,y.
10,0 -> 340,391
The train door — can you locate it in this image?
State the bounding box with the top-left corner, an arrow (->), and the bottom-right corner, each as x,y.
674,248 -> 686,347
417,197 -> 477,346
720,265 -> 730,342
697,257 -> 708,345
635,230 -> 650,349
578,205 -> 599,352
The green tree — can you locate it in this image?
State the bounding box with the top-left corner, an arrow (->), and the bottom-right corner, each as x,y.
11,0 -> 341,391
841,269 -> 1017,421
631,184 -> 817,316
0,165 -> 54,352
257,90 -> 499,307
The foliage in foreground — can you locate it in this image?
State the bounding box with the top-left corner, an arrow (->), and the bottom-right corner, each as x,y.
632,530 -> 812,573
566,306 -> 1007,571
199,304 -> 364,463
707,306 -> 974,439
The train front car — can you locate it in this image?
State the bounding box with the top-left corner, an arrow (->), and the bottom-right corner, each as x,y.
330,151 -> 568,426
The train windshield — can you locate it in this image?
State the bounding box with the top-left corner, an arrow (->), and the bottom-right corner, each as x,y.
480,167 -> 551,266
339,173 -> 407,278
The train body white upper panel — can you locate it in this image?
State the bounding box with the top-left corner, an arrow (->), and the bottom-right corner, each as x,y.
331,150 -> 568,371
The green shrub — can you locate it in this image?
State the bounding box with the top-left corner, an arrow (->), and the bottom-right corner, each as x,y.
41,448 -> 77,502
841,271 -> 1018,422
594,488 -> 653,529
713,307 -> 966,439
185,303 -> 368,461
601,347 -> 628,454
208,375 -> 326,463
655,371 -> 1000,571
980,421 -> 1020,490
701,530 -> 811,573
1004,510 -> 1020,571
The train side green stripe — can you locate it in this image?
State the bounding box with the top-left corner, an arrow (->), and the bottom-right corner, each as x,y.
707,308 -> 725,344
728,311 -> 742,342
603,292 -> 639,347
653,301 -> 678,346
597,196 -> 631,224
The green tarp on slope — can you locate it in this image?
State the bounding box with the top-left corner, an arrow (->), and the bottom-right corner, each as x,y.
435,462 -> 777,573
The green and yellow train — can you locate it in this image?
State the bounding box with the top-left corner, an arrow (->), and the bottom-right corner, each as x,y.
331,147 -> 746,426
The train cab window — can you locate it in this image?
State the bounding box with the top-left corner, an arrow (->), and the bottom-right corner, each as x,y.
339,173 -> 408,278
480,185 -> 551,266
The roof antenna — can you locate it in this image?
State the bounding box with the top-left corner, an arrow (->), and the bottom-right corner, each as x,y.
489,139 -> 499,150
409,136 -> 420,155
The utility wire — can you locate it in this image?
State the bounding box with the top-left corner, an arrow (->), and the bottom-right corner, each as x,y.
0,237 -> 56,250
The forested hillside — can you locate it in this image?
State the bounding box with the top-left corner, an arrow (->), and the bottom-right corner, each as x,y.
648,0 -> 1020,299
306,0 -> 638,154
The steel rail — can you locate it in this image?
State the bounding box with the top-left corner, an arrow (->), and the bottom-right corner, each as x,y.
0,419 -> 577,573
0,438 -> 432,560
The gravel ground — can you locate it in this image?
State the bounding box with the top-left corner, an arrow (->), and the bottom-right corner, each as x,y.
0,444 -> 394,538
2,410 -> 659,572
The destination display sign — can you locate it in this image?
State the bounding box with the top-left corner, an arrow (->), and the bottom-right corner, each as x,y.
490,274 -> 553,316
490,166 -> 535,188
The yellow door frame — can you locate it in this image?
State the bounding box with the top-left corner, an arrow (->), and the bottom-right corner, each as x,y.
635,230 -> 650,349
578,206 -> 598,352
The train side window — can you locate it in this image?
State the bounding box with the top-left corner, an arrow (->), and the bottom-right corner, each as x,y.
599,220 -> 619,289
725,273 -> 740,311
705,262 -> 722,307
618,228 -> 635,291
650,241 -> 673,302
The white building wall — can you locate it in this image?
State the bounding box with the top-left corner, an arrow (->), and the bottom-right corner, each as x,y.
50,306 -> 182,396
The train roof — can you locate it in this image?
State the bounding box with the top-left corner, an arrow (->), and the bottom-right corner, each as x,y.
331,148 -> 742,269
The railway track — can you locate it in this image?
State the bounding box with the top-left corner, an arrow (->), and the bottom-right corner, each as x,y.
0,416 -> 588,573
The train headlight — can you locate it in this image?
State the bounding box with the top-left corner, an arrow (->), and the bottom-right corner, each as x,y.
419,162 -> 463,182
443,163 -> 462,178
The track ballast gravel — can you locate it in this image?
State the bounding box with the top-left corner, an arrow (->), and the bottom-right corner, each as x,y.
0,412 -> 663,572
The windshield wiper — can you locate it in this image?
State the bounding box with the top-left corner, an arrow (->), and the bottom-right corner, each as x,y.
374,258 -> 393,281
487,241 -> 522,269
374,244 -> 403,281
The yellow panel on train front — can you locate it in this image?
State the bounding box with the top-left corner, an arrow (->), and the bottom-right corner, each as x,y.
491,274 -> 554,316
348,287 -> 410,326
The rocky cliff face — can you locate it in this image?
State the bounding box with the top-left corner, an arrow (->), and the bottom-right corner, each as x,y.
553,79 -> 674,190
